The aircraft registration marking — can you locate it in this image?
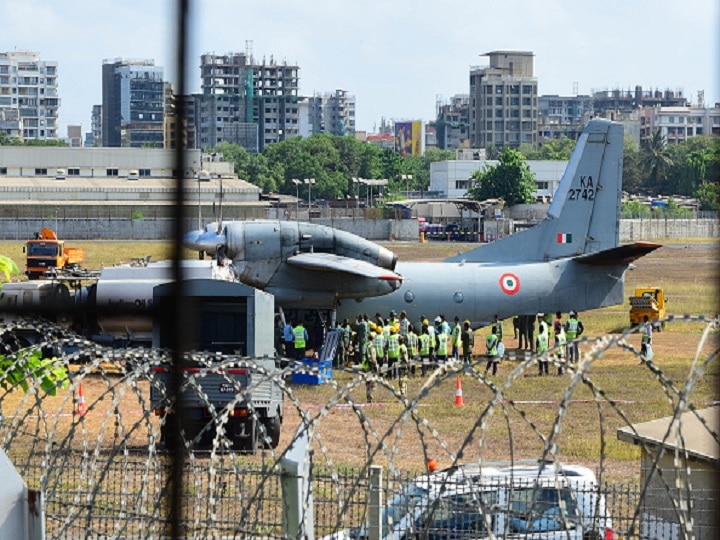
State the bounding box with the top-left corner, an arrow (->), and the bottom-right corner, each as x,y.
499,273 -> 520,295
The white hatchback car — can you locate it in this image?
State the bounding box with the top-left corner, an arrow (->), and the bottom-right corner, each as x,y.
329,460 -> 615,540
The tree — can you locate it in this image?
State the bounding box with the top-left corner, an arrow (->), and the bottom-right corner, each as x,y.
643,129 -> 673,193
467,148 -> 536,206
695,180 -> 720,211
622,135 -> 643,194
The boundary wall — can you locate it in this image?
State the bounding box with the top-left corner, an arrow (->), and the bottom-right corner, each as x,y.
0,218 -> 714,242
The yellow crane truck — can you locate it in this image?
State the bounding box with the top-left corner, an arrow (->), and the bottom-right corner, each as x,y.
24,228 -> 85,280
629,287 -> 667,330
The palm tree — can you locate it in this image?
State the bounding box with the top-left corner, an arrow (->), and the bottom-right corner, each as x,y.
643,129 -> 673,193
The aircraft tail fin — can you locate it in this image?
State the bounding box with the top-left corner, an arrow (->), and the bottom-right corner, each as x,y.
446,119 -> 624,263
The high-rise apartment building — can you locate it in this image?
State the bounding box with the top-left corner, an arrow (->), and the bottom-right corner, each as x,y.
197,52 -> 299,151
469,51 -> 537,149
307,89 -> 356,136
435,94 -> 470,150
538,94 -> 593,142
101,58 -> 164,147
0,51 -> 60,141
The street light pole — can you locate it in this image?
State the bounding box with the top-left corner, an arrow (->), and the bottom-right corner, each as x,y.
291,178 -> 301,218
304,178 -> 315,220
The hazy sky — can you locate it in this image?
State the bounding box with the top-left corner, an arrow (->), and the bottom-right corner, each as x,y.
2,0 -> 718,135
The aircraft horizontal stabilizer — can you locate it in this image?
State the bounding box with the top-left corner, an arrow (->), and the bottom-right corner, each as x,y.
287,252 -> 402,281
574,242 -> 662,266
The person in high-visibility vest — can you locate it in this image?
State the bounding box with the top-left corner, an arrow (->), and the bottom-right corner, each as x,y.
536,314 -> 550,376
293,321 -> 308,360
565,310 -> 584,363
373,324 -> 387,369
363,333 -> 379,403
426,319 -> 437,366
450,316 -> 462,361
386,328 -> 400,379
484,326 -> 499,376
493,315 -> 504,343
419,326 -> 431,376
406,324 -> 419,376
640,314 -> 653,363
435,326 -> 449,365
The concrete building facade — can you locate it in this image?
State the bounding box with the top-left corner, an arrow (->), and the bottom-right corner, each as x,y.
196,52 -> 300,151
429,159 -> 567,200
0,51 -> 60,141
469,51 -> 538,150
101,58 -> 165,148
436,94 -> 470,150
307,89 -> 356,136
640,105 -> 720,145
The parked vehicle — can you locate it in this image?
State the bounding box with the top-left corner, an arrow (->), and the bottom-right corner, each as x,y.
629,287 -> 666,331
327,460 -> 615,539
24,228 -> 85,279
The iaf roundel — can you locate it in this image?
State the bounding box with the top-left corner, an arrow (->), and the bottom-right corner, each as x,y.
499,273 -> 520,295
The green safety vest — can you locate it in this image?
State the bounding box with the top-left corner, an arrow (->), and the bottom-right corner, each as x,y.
419,333 -> 430,355
537,326 -> 549,354
428,326 -> 437,348
436,332 -> 448,355
374,333 -> 385,355
566,318 -> 579,339
387,334 -> 400,359
293,326 -> 305,348
486,334 -> 498,356
407,332 -> 418,356
451,324 -> 461,346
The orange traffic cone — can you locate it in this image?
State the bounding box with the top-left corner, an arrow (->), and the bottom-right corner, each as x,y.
454,375 -> 464,407
76,383 -> 86,416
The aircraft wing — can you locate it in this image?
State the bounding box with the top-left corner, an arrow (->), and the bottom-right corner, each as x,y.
287,252 -> 402,281
574,242 -> 662,266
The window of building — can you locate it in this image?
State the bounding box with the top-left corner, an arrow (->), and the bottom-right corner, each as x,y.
495,86 -> 504,94
106,168 -> 119,176
140,169 -> 151,177
522,85 -> 533,94
510,85 -> 520,94
68,168 -> 80,176
522,97 -> 531,106
0,167 -> 7,175
495,97 -> 503,106
495,121 -> 504,131
536,181 -> 549,190
486,121 -> 493,130
486,97 -> 492,106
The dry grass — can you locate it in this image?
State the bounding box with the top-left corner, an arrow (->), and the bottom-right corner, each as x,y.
0,238 -> 717,483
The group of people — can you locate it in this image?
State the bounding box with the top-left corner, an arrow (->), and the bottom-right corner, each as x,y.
277,309 -> 595,401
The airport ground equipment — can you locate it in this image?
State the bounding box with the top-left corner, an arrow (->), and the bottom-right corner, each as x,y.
629,287 -> 666,330
24,228 -> 85,279
150,354 -> 283,452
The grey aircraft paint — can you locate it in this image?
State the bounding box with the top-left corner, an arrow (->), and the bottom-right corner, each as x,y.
184,119 -> 660,328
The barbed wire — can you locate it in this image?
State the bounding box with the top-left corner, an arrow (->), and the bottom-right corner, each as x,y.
0,315 -> 717,538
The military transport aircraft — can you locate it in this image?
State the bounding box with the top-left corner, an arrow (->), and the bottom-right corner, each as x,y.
184,119 -> 660,328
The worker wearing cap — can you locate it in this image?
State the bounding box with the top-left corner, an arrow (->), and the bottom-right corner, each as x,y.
555,326 -> 567,375
398,310 -> 409,337
536,314 -> 550,376
435,323 -> 449,365
484,325 -> 499,376
398,335 -> 409,397
363,333 -> 378,403
426,318 -> 437,366
373,324 -> 387,370
451,316 -> 462,361
386,327 -> 400,379
461,320 -> 474,365
406,323 -> 419,376
419,324 -> 431,376
565,310 -> 584,363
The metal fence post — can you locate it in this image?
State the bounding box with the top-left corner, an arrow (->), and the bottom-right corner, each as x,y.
368,465 -> 383,540
281,424 -> 314,540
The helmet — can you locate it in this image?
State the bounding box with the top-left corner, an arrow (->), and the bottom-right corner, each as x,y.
569,310 -> 577,317
389,310 -> 397,317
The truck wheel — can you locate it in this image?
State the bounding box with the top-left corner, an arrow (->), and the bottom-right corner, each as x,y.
262,416 -> 282,449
